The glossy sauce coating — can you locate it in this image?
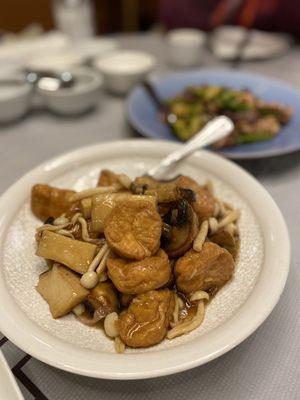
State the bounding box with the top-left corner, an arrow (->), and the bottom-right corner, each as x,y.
104,199 -> 162,260
118,289 -> 175,347
175,242 -> 235,294
107,249 -> 171,294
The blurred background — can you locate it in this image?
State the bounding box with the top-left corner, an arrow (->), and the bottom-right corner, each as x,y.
0,0 -> 298,122
1,0 -> 300,37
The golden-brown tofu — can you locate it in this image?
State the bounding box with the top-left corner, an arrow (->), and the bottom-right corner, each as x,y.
31,184 -> 75,221
36,231 -> 97,274
104,199 -> 162,260
107,249 -> 171,294
210,230 -> 239,260
175,242 -> 235,295
91,193 -> 132,233
36,264 -> 89,318
91,193 -> 156,233
118,289 -> 175,348
162,201 -> 199,258
97,169 -> 120,187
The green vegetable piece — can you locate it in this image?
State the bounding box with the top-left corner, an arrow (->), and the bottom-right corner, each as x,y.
237,132 -> 275,144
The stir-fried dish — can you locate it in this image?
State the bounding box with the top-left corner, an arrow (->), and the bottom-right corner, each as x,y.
32,169 -> 240,352
165,85 -> 292,147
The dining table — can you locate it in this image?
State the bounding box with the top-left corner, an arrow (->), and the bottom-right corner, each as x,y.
0,32 -> 299,400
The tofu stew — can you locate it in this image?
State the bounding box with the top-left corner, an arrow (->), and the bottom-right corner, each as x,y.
31,169 -> 240,353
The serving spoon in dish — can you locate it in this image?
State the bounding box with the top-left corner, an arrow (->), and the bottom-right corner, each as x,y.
147,115 -> 234,179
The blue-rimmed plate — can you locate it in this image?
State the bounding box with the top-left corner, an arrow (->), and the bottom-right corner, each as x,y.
126,69 -> 300,159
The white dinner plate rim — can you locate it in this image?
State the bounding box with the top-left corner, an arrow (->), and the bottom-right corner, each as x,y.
0,140 -> 290,380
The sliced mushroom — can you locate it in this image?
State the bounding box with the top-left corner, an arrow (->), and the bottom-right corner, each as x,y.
209,229 -> 239,260
145,185 -> 195,204
132,176 -> 195,204
78,281 -> 119,326
86,281 -> 119,311
174,176 -> 215,223
162,200 -> 199,258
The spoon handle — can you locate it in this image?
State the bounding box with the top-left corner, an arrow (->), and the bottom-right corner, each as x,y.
147,116 -> 234,179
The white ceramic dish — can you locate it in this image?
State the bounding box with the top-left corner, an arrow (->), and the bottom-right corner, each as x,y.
0,81 -> 32,123
25,50 -> 85,71
36,67 -> 102,115
166,29 -> 207,67
0,140 -> 290,380
73,37 -> 119,60
93,50 -> 156,95
211,26 -> 291,60
0,351 -> 24,400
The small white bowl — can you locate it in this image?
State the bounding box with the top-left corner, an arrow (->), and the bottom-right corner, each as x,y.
166,28 -> 207,68
0,81 -> 32,123
36,68 -> 102,115
93,50 -> 156,95
25,50 -> 86,72
73,37 -> 119,60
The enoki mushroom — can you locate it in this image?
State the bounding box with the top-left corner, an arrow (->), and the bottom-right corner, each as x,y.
78,216 -> 103,244
114,337 -> 125,353
193,220 -> 209,252
170,294 -> 182,328
190,290 -> 209,302
68,184 -> 122,202
80,243 -> 110,289
57,229 -> 75,239
218,210 -> 240,229
208,217 -> 219,234
167,300 -> 206,339
96,248 -> 111,275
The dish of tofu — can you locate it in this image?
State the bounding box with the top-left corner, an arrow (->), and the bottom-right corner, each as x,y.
32,169 -> 240,352
0,140 -> 289,378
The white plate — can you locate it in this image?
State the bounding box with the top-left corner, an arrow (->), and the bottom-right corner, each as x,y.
0,351 -> 23,400
0,140 -> 290,380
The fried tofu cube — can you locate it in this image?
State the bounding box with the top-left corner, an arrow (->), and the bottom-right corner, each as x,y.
91,193 -> 157,233
37,264 -> 89,318
31,184 -> 75,221
36,231 -> 97,274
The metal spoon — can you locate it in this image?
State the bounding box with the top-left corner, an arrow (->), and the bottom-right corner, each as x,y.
147,115 -> 234,179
